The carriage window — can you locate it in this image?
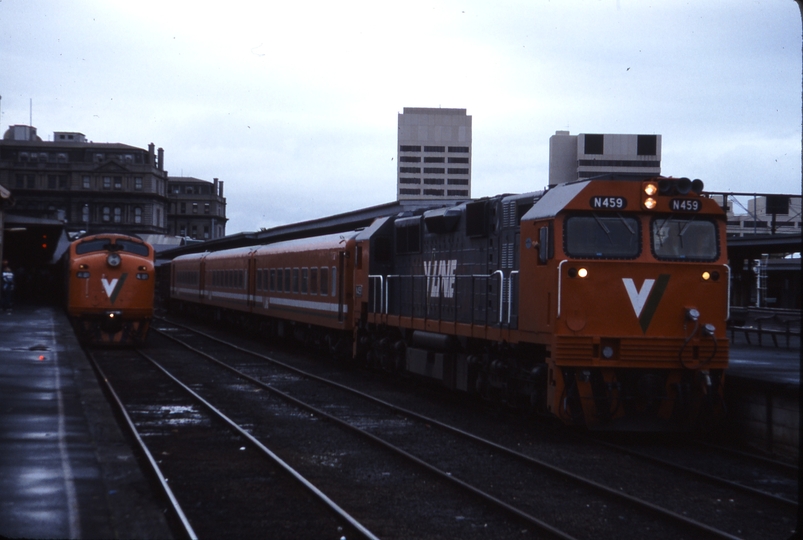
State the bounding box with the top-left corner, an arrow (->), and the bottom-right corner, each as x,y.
276,269 -> 283,292
292,268 -> 299,293
269,269 -> 276,292
310,268 -> 318,295
565,214 -> 640,259
284,269 -> 291,292
652,216 -> 718,261
320,267 -> 329,295
301,268 -> 309,294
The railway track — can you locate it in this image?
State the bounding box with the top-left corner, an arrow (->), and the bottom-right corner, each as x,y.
133,315 -> 797,539
87,348 -> 377,539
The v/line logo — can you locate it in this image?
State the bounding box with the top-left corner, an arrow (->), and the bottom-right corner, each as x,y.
101,274 -> 128,304
622,275 -> 670,333
424,259 -> 457,298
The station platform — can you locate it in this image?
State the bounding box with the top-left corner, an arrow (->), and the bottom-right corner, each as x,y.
0,303 -> 172,539
0,304 -> 798,538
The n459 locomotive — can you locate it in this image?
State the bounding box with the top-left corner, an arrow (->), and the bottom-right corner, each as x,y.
65,233 -> 155,345
171,176 -> 729,429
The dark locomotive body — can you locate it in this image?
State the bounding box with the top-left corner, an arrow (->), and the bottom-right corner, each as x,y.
65,233 -> 155,345
170,176 -> 730,429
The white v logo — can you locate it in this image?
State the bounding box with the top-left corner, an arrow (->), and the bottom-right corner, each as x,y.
101,278 -> 118,298
623,278 -> 655,318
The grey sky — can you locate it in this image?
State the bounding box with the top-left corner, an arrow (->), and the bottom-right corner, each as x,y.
1,1 -> 800,234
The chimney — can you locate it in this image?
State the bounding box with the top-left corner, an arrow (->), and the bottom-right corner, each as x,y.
157,147 -> 164,171
219,181 -> 224,197
213,178 -> 219,196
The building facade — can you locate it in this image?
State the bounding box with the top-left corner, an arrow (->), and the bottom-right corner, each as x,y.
0,125 -> 169,235
167,176 -> 227,240
549,131 -> 661,185
397,108 -> 472,201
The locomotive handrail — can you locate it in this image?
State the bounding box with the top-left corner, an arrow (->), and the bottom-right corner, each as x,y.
375,271 -> 515,326
557,260 -> 568,318
724,264 -> 731,321
368,275 -> 384,313
507,271 -> 519,325
492,270 -> 504,325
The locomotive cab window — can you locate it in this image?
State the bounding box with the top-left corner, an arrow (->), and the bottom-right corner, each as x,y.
564,214 -> 640,259
651,216 -> 719,261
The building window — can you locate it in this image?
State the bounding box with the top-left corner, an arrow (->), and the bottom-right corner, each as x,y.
399,167 -> 421,173
48,175 -> 57,189
447,168 -> 469,175
191,225 -> 197,238
19,152 -> 29,162
26,175 -> 35,188
59,175 -> 68,189
102,207 -> 111,222
114,176 -> 122,190
400,178 -> 420,184
448,157 -> 469,164
424,146 -> 445,152
399,156 -> 421,163
192,203 -> 198,214
204,203 -> 210,214
156,208 -> 161,227
448,178 -> 469,185
423,168 -> 445,174
82,205 -> 90,223
423,189 -> 444,196
57,153 -> 68,163
103,177 -> 111,189
83,176 -> 91,189
637,134 -> 658,156
180,202 -> 186,213
399,145 -> 421,152
424,178 -> 444,185
134,177 -> 143,191
203,226 -> 209,239
584,134 -> 604,155
94,153 -> 105,162
448,189 -> 469,197
424,157 -> 445,163
399,188 -> 420,195
113,207 -> 122,223
134,207 -> 142,224
448,146 -> 469,153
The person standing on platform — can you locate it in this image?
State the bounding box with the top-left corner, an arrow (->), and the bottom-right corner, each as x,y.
2,261 -> 14,312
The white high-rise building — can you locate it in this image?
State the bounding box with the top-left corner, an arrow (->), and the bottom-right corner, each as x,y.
397,108 -> 472,201
549,131 -> 661,186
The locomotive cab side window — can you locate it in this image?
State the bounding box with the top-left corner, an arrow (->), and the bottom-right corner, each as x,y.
651,216 -> 719,261
564,214 -> 640,259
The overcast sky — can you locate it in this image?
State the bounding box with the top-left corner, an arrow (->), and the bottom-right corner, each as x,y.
1,1 -> 800,234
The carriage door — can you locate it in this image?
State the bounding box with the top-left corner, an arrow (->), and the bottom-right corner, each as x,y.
337,250 -> 346,322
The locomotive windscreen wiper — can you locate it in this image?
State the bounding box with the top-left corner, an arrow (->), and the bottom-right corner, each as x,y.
592,213 -> 613,244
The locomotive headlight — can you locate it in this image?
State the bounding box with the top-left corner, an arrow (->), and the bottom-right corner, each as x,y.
643,197 -> 657,210
702,270 -> 720,282
577,267 -> 588,278
107,253 -> 122,267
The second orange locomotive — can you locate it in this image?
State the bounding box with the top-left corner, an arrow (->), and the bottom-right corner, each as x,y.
65,233 -> 155,345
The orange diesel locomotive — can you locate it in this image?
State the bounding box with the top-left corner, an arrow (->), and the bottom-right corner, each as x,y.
66,233 -> 155,345
170,176 -> 729,429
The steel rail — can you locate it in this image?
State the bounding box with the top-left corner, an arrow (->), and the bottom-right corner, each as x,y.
585,437 -> 798,509
153,319 -> 745,540
693,439 -> 799,474
85,350 -> 198,540
132,348 -> 380,540
151,325 -> 578,540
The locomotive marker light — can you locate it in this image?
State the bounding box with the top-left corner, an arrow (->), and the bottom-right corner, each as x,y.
642,181 -> 658,210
